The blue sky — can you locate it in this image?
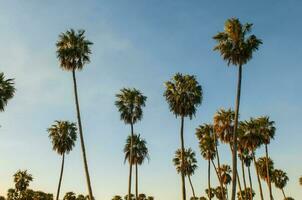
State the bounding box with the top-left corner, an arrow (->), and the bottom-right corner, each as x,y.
0,0 -> 301,199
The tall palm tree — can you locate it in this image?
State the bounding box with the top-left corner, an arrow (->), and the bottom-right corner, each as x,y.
240,118 -> 264,200
213,18 -> 262,200
256,156 -> 275,199
272,169 -> 289,199
115,88 -> 147,200
124,134 -> 149,199
56,29 -> 93,200
256,116 -> 276,200
48,120 -> 77,200
173,148 -> 198,199
0,72 -> 15,112
196,124 -> 216,200
164,73 -> 202,200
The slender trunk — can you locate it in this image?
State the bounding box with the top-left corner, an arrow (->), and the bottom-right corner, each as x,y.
211,160 -> 226,200
265,144 -> 274,200
56,154 -> 65,200
253,155 -> 264,200
72,70 -> 93,200
281,188 -> 286,199
135,163 -> 138,200
180,116 -> 186,200
248,166 -> 253,199
231,64 -> 242,200
128,122 -> 134,200
188,175 -> 196,199
208,159 -> 211,200
241,160 -> 247,195
236,171 -> 243,200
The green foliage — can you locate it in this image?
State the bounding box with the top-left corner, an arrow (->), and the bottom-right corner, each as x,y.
272,169 -> 289,189
56,29 -> 93,71
214,186 -> 227,200
112,196 -> 123,200
173,148 -> 197,176
196,124 -> 216,161
124,134 -> 149,165
0,72 -> 15,112
13,170 -> 33,192
256,156 -> 274,181
115,88 -> 147,124
237,188 -> 254,200
47,120 -> 77,155
219,164 -> 232,185
205,188 -> 215,199
164,73 -> 202,119
213,108 -> 235,144
300,176 -> 302,186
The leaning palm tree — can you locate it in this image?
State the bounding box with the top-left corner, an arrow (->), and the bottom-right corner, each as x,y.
0,72 -> 15,112
48,120 -> 77,200
256,156 -> 275,198
272,169 -> 289,199
255,116 -> 276,200
213,18 -> 262,200
173,148 -> 198,199
116,88 -> 147,200
164,73 -> 202,200
124,134 -> 149,199
196,124 -> 216,200
56,29 -> 93,200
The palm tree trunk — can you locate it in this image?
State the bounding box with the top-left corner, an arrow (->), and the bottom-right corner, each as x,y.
231,64 -> 242,200
253,155 -> 264,200
135,163 -> 138,200
188,175 -> 196,199
211,160 -> 226,200
128,122 -> 134,200
265,144 -> 274,200
281,188 -> 286,199
72,69 -> 93,200
180,116 -> 186,200
208,159 -> 211,200
247,166 -> 253,199
236,171 -> 243,200
56,154 -> 65,200
241,160 -> 247,195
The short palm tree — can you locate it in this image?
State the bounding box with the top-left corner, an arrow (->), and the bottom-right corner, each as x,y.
116,88 -> 147,200
124,134 -> 149,199
255,116 -> 275,200
173,148 -> 198,199
56,29 -> 93,200
196,124 -> 216,200
256,156 -> 275,198
213,18 -> 262,200
0,72 -> 15,112
13,170 -> 33,193
48,120 -> 77,200
272,169 -> 289,199
164,73 -> 202,200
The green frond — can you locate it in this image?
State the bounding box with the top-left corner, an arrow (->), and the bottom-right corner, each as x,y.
0,72 -> 16,111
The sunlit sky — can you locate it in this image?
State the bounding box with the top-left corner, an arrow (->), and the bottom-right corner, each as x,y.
0,1 -> 301,199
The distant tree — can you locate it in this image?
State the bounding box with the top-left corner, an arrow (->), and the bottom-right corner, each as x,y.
0,72 -> 15,112
14,170 -> 33,193
112,196 -> 122,200
124,194 -> 135,200
272,169 -> 289,199
63,192 -> 76,200
205,188 -> 215,199
214,186 -> 227,200
237,188 -> 254,200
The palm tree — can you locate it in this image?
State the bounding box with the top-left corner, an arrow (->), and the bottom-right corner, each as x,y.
256,116 -> 276,200
56,29 -> 93,200
112,195 -> 123,200
300,176 -> 302,186
115,88 -> 147,200
173,148 -> 198,199
219,164 -> 232,199
213,18 -> 262,200
196,124 -> 216,200
124,134 -> 149,199
256,156 -> 275,198
0,72 -> 15,112
63,192 -> 77,200
272,169 -> 289,199
13,170 -> 33,199
240,118 -> 264,200
237,188 -> 254,200
164,73 -> 202,200
48,120 -> 77,200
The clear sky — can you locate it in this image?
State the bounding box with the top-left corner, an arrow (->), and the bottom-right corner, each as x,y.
0,0 -> 301,199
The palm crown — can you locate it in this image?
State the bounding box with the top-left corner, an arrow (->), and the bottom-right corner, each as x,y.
115,88 -> 147,124
213,18 -> 262,66
56,29 -> 93,71
47,121 -> 77,155
196,124 -> 216,160
13,170 -> 33,192
272,169 -> 289,189
256,157 -> 274,181
164,73 -> 202,119
0,72 -> 15,112
173,148 -> 197,176
124,134 -> 149,165
213,108 -> 235,144
255,116 -> 275,145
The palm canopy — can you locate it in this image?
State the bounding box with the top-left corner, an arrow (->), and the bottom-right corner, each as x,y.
213,18 -> 262,67
47,120 -> 77,155
13,170 -> 33,192
164,73 -> 202,119
56,29 -> 93,71
272,169 -> 289,189
219,164 -> 232,185
115,88 -> 147,124
0,72 -> 15,112
196,124 -> 216,160
124,134 -> 149,165
255,116 -> 276,145
213,108 -> 235,144
256,157 -> 274,181
239,118 -> 263,152
173,148 -> 197,176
